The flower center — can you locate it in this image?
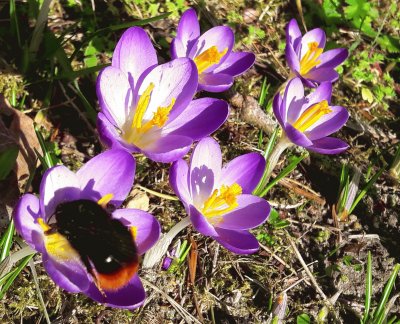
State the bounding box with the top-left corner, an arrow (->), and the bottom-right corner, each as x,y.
299,41 -> 323,75
37,218 -> 78,261
194,46 -> 228,74
201,183 -> 242,219
123,82 -> 176,146
292,100 -> 332,132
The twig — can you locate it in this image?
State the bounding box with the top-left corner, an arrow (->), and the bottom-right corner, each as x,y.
58,82 -> 96,134
288,219 -> 342,232
287,235 -> 329,302
259,242 -> 297,275
141,278 -> 201,324
269,200 -> 304,209
280,278 -> 306,294
228,92 -> 277,135
348,234 -> 380,240
28,259 -> 50,324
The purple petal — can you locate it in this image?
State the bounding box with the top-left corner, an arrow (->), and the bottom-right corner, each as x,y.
288,82 -> 332,124
111,209 -> 160,255
97,66 -> 132,128
97,113 -> 141,153
162,256 -> 173,270
13,194 -> 45,253
189,205 -> 218,237
304,68 -> 339,83
318,48 -> 348,69
213,228 -> 259,254
284,78 -> 305,124
219,153 -> 265,194
305,82 -> 332,106
189,26 -> 234,66
216,195 -> 270,230
76,149 -> 135,207
174,8 -> 200,57
169,159 -> 191,206
213,52 -> 256,76
189,137 -> 221,207
40,166 -> 80,219
136,58 -> 198,123
286,19 -> 302,53
284,124 -> 313,147
286,42 -> 300,72
171,38 -> 184,59
141,134 -> 192,163
85,274 -> 146,309
300,28 -> 326,58
164,98 -> 229,140
306,106 -> 349,140
273,93 -> 284,126
42,253 -> 90,293
197,73 -> 234,92
308,137 -> 349,154
112,27 -> 157,84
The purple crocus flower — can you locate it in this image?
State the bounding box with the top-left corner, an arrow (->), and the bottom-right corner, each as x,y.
13,149 -> 160,309
169,137 -> 270,254
273,77 -> 349,154
285,19 -> 348,87
97,27 -> 229,163
171,8 -> 255,92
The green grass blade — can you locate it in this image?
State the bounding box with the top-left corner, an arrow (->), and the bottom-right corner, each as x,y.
349,167 -> 384,214
263,129 -> 279,160
375,264 -> 400,324
259,153 -> 307,197
70,12 -> 171,61
34,124 -> 55,169
259,78 -> 268,107
10,0 -> 21,48
363,251 -> 372,323
29,0 -> 52,55
70,81 -> 97,123
253,128 -> 279,195
56,63 -> 109,81
0,254 -> 34,299
338,163 -> 349,195
0,221 -> 15,262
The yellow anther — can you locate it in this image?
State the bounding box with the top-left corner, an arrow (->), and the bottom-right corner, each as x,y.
201,183 -> 242,219
130,226 -> 138,240
37,218 -> 77,261
98,193 -> 114,208
124,82 -> 175,146
131,83 -> 155,129
194,46 -> 228,74
292,100 -> 332,132
37,218 -> 51,232
299,41 -> 323,75
151,99 -> 176,128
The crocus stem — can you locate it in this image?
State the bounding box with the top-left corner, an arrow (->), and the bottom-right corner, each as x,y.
254,133 -> 293,196
142,217 -> 191,269
389,144 -> 400,180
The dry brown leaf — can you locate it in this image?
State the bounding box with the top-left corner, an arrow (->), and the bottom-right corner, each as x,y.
188,236 -> 198,285
126,189 -> 150,211
0,95 -> 41,191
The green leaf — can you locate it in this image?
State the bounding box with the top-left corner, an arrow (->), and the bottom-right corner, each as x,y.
361,88 -> 374,104
375,264 -> 400,324
362,251 -> 372,323
297,313 -> 311,324
259,152 -> 308,197
0,145 -> 19,180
